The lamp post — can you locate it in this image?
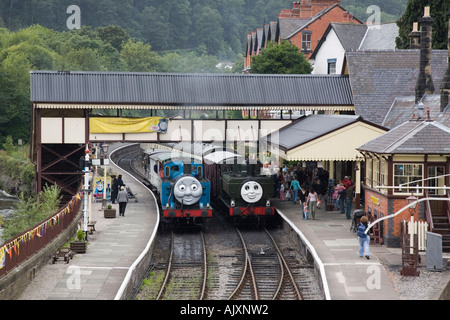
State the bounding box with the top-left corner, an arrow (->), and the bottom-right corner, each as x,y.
403,193 -> 419,276
101,143 -> 109,209
406,193 -> 418,216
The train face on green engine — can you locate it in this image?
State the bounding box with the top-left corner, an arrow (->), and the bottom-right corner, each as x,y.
217,162 -> 275,218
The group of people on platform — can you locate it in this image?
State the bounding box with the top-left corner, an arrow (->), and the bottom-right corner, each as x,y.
275,164 -> 356,220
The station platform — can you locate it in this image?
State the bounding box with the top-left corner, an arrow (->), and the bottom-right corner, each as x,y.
18,143 -> 159,300
274,199 -> 450,300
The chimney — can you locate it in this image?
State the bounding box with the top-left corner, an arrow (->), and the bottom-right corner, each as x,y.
415,6 -> 435,104
440,10 -> 450,112
409,22 -> 421,49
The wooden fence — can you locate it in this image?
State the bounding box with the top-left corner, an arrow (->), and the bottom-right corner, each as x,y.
401,218 -> 429,252
0,193 -> 82,278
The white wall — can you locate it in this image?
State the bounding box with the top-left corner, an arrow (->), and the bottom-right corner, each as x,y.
311,29 -> 346,75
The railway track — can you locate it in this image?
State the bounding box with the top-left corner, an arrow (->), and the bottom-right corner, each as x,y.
156,230 -> 208,300
114,144 -> 324,300
228,228 -> 302,300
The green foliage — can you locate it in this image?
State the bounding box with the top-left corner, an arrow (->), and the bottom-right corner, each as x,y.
0,140 -> 35,197
341,0 -> 408,22
251,41 -> 312,74
396,0 -> 450,49
1,185 -> 61,241
76,229 -> 85,241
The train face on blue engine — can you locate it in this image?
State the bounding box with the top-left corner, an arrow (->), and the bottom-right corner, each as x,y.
146,149 -> 212,225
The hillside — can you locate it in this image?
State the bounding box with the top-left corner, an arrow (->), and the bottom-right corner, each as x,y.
0,0 -> 408,59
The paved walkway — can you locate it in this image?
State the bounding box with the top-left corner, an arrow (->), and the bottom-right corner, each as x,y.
19,143 -> 159,300
274,199 -> 450,300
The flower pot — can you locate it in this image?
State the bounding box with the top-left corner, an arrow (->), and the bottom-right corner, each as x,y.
104,208 -> 116,218
70,241 -> 87,254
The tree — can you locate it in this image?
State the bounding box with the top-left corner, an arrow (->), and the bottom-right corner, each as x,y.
120,39 -> 161,72
96,25 -> 131,51
251,41 -> 312,74
190,4 -> 224,56
396,0 -> 450,49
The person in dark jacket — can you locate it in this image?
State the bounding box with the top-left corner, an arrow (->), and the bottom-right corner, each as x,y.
345,183 -> 355,219
111,174 -> 119,204
338,183 -> 347,214
312,178 -> 327,209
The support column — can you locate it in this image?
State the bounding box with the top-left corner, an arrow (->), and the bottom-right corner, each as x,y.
329,160 -> 334,181
355,160 -> 361,209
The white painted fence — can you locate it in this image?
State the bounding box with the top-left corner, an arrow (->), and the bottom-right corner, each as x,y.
402,218 -> 428,252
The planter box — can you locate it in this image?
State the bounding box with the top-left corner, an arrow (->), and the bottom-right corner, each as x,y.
70,241 -> 87,254
104,209 -> 116,219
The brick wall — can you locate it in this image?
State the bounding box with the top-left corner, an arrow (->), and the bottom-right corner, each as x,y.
288,6 -> 359,59
364,188 -> 425,247
279,0 -> 342,20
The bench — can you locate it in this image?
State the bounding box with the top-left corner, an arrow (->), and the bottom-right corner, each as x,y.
52,247 -> 74,264
88,221 -> 97,234
77,220 -> 97,234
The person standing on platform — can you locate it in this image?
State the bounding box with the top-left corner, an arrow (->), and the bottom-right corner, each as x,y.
117,186 -> 129,216
345,182 -> 355,219
338,182 -> 347,215
357,216 -> 370,259
312,178 -> 326,208
306,187 -> 318,220
303,202 -> 309,220
290,178 -> 301,204
299,186 -> 308,218
111,174 -> 119,204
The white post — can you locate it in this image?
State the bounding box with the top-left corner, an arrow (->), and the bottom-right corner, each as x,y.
83,145 -> 90,240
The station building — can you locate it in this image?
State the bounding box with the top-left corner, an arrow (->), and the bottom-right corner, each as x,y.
356,8 -> 450,248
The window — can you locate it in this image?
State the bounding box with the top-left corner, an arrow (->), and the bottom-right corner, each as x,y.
393,163 -> 423,194
365,158 -> 372,187
327,58 -> 336,74
302,31 -> 312,51
379,160 -> 387,193
428,166 -> 445,195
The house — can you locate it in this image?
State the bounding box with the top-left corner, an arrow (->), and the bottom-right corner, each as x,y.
243,0 -> 362,71
310,22 -> 398,74
357,117 -> 450,248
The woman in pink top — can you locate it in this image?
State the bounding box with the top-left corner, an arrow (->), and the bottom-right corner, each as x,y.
307,187 -> 318,220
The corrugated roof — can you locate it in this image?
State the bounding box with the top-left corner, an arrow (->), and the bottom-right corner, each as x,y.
30,71 -> 353,107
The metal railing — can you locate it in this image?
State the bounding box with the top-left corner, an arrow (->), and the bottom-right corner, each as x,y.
424,190 -> 434,231
447,189 -> 450,227
0,193 -> 82,278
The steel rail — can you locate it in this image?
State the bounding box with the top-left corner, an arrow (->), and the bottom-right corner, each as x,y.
264,228 -> 302,300
228,228 -> 258,300
156,231 -> 174,300
199,231 -> 207,300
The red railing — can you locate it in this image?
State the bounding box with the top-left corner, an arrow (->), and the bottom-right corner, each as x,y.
0,193 -> 82,278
